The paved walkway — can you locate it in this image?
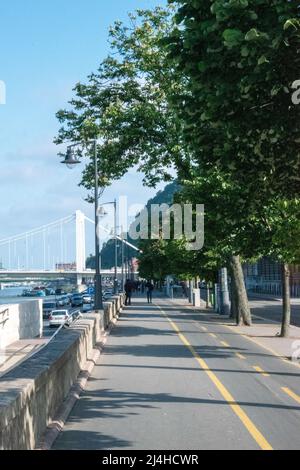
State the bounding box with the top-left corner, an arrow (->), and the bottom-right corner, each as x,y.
53,296 -> 300,450
173,298 -> 300,363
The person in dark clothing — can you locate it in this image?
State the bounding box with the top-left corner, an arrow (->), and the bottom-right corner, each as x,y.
145,281 -> 154,304
125,279 -> 133,306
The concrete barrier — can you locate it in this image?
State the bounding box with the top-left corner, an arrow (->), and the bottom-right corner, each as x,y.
0,294 -> 126,450
193,289 -> 206,308
119,294 -> 124,307
111,295 -> 121,315
116,294 -> 125,314
104,294 -> 124,325
0,300 -> 42,350
103,302 -> 114,329
119,293 -> 125,308
109,297 -> 117,316
0,312 -> 105,450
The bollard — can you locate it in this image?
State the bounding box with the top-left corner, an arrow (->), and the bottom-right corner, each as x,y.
219,268 -> 230,316
193,288 -> 201,307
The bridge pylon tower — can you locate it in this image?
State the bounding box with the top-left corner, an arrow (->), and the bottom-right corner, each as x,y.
75,210 -> 86,273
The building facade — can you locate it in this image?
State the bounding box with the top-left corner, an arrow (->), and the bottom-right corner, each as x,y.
243,257 -> 300,297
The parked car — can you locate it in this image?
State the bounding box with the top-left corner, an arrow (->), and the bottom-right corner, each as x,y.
104,288 -> 114,298
49,310 -> 73,327
71,294 -> 83,307
55,288 -> 67,296
57,295 -> 71,307
43,301 -> 57,319
22,289 -> 33,297
45,288 -> 56,296
82,294 -> 92,305
23,289 -> 46,298
35,290 -> 46,297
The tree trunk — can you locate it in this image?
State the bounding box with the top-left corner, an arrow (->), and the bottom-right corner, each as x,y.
229,255 -> 252,326
230,270 -> 234,319
280,263 -> 291,338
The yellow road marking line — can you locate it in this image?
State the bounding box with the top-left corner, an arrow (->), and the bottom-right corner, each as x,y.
253,366 -> 270,377
209,333 -> 217,339
222,323 -> 300,370
221,341 -> 230,348
165,299 -> 300,370
282,387 -> 300,404
201,326 -> 208,332
236,353 -> 246,360
156,304 -> 273,451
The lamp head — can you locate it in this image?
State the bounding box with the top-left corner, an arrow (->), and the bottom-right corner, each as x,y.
61,147 -> 80,169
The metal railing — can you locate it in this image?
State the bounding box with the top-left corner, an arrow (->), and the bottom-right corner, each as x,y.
0,308 -> 9,326
249,283 -> 300,298
0,310 -> 82,379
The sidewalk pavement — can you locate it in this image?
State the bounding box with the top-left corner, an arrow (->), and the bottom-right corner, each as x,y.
248,292 -> 300,304
52,296 -> 300,450
0,338 -> 47,377
170,298 -> 300,365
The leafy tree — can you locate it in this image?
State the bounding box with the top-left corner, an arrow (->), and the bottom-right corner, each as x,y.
138,239 -> 170,281
165,0 -> 300,335
54,4 -> 300,331
264,199 -> 300,336
55,6 -> 255,322
177,170 -> 259,325
166,0 -> 300,198
86,236 -> 137,271
55,7 -> 190,188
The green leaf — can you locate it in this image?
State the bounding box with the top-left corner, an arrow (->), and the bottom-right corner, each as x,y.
283,19 -> 300,31
223,28 -> 244,48
258,55 -> 269,65
198,61 -> 207,72
241,46 -> 250,57
245,28 -> 267,41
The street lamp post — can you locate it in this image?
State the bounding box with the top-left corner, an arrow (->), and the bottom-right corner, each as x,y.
113,199 -> 118,294
99,199 -> 118,294
219,268 -> 230,316
121,226 -> 125,292
60,140 -> 103,311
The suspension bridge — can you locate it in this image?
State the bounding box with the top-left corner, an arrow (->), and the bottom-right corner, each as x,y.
0,210 -> 138,285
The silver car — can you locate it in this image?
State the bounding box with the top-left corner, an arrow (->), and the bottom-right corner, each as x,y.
49,310 -> 73,327
57,296 -> 71,307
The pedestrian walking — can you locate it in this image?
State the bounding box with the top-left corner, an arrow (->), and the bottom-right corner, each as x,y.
146,280 -> 154,304
125,279 -> 134,306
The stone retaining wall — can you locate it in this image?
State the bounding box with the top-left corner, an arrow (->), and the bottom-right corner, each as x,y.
0,294 -> 124,450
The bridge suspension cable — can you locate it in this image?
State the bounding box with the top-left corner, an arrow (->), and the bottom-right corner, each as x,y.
84,216 -> 142,253
0,214 -> 75,247
0,214 -> 76,271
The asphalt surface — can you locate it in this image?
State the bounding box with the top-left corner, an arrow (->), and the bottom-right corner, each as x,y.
53,296 -> 300,451
248,296 -> 300,327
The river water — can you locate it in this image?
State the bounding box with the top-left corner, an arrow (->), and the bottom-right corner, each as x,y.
0,287 -> 32,304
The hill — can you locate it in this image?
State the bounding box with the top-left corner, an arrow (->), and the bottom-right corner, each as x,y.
86,181 -> 180,270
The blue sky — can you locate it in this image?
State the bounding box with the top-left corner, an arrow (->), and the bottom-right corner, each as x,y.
0,0 -> 166,267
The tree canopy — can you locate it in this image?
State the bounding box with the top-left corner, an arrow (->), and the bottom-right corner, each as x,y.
55,2 -> 300,332
166,0 -> 300,200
